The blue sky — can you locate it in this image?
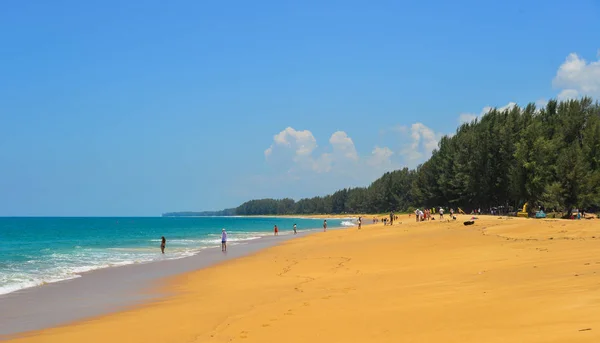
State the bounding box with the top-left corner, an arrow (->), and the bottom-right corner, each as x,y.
1,0 -> 599,216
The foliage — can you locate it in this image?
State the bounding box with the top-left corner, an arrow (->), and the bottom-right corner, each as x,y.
230,98 -> 600,215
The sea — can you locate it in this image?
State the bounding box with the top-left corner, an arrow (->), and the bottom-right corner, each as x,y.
0,216 -> 355,295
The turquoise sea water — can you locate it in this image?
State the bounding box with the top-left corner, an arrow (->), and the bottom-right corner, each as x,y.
0,217 -> 352,295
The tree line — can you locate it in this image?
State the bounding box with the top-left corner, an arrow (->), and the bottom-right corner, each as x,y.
219,98 -> 600,217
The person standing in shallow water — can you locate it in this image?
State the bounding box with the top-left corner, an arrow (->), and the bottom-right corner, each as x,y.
274,225 -> 279,236
221,229 -> 227,252
323,220 -> 327,232
160,236 -> 166,254
293,224 -> 297,234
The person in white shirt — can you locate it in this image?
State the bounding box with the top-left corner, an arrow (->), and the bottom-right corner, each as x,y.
221,229 -> 227,252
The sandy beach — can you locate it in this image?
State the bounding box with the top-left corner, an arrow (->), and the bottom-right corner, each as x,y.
6,214 -> 600,342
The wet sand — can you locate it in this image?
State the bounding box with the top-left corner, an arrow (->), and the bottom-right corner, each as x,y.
0,230 -> 314,338
6,215 -> 600,342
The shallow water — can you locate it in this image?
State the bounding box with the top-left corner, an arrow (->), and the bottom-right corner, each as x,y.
0,217 -> 346,295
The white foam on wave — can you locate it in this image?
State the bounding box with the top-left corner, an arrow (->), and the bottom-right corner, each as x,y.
2,221 -> 354,297
0,231 -> 275,296
0,270 -> 82,296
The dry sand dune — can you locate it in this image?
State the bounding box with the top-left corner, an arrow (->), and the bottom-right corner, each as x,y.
8,215 -> 600,343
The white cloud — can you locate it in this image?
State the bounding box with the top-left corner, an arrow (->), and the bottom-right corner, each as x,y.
393,122 -> 445,166
458,102 -> 517,124
410,123 -> 440,153
265,127 -> 395,176
311,153 -> 333,173
264,127 -> 317,160
497,102 -> 517,112
553,52 -> 600,99
329,131 -> 359,161
368,146 -> 393,167
261,122 -> 449,195
557,89 -> 579,101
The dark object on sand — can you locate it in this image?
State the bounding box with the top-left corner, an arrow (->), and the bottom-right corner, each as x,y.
464,220 -> 475,226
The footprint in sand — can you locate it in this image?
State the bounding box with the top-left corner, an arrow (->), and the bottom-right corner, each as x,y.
262,323 -> 271,327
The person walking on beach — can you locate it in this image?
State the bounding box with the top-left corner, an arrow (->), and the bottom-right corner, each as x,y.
439,207 -> 444,220
358,216 -> 362,230
160,236 -> 166,254
274,225 -> 279,236
323,220 -> 327,232
293,223 -> 297,234
389,212 -> 394,226
221,229 -> 227,252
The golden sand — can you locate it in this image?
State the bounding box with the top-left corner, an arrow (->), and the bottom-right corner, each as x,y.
8,215 -> 600,342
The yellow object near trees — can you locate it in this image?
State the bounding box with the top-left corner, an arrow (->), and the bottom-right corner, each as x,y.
517,202 -> 529,218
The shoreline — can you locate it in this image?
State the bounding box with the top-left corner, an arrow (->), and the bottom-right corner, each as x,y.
161,214 -> 366,219
0,226 -> 334,338
9,215 -> 599,342
1,217 -> 350,297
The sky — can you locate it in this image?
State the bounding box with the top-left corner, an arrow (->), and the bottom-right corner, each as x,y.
1,0 -> 599,216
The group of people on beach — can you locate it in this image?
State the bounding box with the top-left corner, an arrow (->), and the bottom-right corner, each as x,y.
411,207 -> 456,222
159,220 -> 331,254
274,220 -> 325,236
371,212 -> 397,226
161,229 -> 230,254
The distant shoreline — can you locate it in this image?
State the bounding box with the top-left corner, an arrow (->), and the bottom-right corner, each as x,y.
161,213 -> 391,219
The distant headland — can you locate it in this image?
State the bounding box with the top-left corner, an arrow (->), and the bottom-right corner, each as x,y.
162,209 -> 236,217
